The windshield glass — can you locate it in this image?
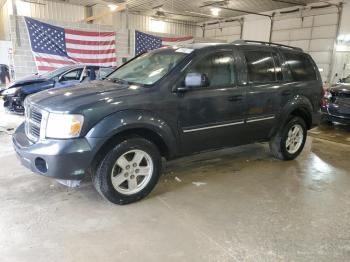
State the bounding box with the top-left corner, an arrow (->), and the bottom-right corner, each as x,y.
344,75 -> 350,84
107,49 -> 188,85
40,66 -> 76,79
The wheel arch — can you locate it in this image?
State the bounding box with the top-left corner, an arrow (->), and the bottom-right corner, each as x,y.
270,95 -> 314,137
87,110 -> 178,170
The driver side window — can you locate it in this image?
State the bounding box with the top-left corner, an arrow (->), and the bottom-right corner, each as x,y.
60,69 -> 83,82
187,51 -> 236,88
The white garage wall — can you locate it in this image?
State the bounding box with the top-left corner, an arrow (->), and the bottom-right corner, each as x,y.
91,4 -> 198,36
0,1 -> 10,40
14,0 -> 85,22
332,0 -> 350,81
202,19 -> 242,42
271,5 -> 340,82
0,0 -> 86,40
243,14 -> 271,42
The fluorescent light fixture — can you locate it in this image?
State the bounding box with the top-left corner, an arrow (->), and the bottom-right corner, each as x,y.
108,4 -> 118,11
150,19 -> 166,33
210,7 -> 221,16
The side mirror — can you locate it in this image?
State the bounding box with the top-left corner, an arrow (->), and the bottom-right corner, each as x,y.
177,73 -> 209,91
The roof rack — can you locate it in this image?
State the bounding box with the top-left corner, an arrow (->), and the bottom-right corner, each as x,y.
232,40 -> 303,51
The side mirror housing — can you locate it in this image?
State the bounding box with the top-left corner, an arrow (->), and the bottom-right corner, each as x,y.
177,73 -> 209,92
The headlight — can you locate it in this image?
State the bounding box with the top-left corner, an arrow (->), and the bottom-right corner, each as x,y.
2,87 -> 20,95
45,113 -> 84,139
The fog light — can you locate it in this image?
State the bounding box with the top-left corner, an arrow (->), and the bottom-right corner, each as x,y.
35,157 -> 48,173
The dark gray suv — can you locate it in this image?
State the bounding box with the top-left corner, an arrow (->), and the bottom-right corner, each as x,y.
13,41 -> 323,204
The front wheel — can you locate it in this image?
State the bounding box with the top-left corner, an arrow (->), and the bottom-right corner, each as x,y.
93,137 -> 162,205
269,116 -> 307,161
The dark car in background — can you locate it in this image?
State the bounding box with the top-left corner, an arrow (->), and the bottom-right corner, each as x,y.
1,65 -> 113,113
321,75 -> 350,125
0,64 -> 11,92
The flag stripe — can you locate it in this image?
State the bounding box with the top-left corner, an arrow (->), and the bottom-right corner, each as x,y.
35,57 -> 75,65
65,38 -> 116,46
37,65 -> 57,71
65,34 -> 115,41
65,28 -> 116,37
66,48 -> 116,54
70,57 -> 116,63
161,36 -> 193,42
66,43 -> 115,50
68,53 -> 117,59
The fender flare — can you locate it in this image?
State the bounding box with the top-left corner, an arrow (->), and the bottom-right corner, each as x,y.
270,95 -> 314,137
86,109 -> 178,158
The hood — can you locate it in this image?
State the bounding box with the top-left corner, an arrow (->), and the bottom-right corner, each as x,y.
28,80 -> 149,113
8,74 -> 48,88
330,83 -> 350,94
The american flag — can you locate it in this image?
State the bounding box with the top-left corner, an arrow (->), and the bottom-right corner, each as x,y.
24,17 -> 117,73
135,30 -> 194,55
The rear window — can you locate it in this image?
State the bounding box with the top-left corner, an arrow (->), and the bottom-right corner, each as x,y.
283,52 -> 317,81
244,50 -> 279,83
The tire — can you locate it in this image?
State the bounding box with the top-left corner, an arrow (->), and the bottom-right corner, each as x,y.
92,137 -> 162,205
269,116 -> 307,161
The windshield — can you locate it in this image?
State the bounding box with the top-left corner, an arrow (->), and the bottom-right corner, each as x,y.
344,75 -> 350,84
40,66 -> 76,79
107,49 -> 188,85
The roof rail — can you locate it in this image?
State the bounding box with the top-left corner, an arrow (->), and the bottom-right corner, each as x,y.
232,40 -> 303,51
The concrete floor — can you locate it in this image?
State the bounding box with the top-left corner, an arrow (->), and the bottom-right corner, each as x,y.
1,107 -> 350,262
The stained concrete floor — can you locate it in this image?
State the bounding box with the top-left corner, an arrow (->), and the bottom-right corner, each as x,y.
1,107 -> 350,262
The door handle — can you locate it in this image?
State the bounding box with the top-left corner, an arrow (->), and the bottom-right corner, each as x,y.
228,95 -> 243,102
282,90 -> 292,96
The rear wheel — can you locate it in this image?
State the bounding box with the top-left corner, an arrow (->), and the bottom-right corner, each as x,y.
269,116 -> 307,160
93,137 -> 162,205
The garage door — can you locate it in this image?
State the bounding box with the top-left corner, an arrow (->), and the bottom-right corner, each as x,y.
271,5 -> 340,82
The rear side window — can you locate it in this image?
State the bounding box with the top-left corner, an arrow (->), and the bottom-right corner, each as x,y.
283,52 -> 317,81
244,50 -> 277,83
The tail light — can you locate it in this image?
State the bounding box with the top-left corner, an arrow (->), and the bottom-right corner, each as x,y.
321,89 -> 331,108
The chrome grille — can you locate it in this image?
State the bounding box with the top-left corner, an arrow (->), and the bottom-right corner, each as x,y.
24,102 -> 47,142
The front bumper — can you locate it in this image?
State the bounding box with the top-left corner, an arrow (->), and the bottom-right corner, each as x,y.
3,95 -> 24,113
321,112 -> 350,125
13,123 -> 101,180
321,107 -> 350,125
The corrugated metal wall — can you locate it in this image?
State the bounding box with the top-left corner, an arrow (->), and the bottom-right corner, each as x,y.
0,1 -> 10,40
126,13 -> 197,36
14,0 -> 85,22
204,20 -> 242,42
271,6 -> 340,81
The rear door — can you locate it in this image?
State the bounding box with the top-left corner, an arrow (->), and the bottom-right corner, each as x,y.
238,47 -> 290,141
176,49 -> 247,154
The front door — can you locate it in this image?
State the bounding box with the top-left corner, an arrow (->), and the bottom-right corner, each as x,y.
176,50 -> 247,154
55,67 -> 84,88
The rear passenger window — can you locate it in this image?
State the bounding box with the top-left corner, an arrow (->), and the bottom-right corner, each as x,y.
244,50 -> 277,83
283,52 -> 317,81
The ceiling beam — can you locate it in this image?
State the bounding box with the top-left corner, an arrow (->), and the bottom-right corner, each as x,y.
272,0 -> 307,5
209,5 -> 273,18
81,2 -> 126,22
